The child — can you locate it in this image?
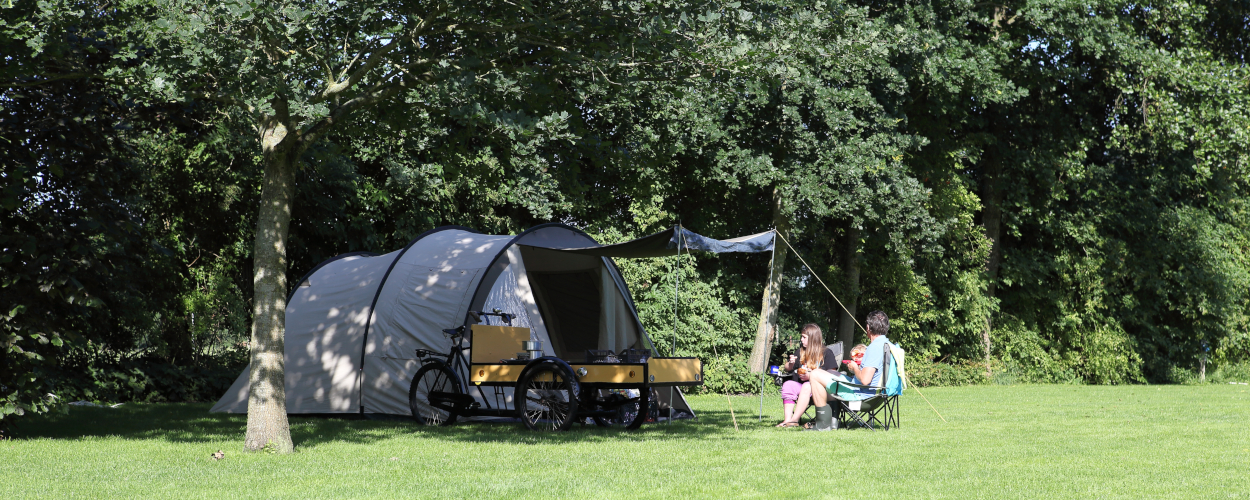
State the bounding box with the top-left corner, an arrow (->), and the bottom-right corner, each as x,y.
837,343 -> 867,377
849,343 -> 867,368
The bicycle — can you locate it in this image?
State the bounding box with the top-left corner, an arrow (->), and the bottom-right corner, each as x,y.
408,309 -> 701,431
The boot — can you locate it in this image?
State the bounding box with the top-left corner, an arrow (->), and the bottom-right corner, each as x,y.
805,405 -> 836,431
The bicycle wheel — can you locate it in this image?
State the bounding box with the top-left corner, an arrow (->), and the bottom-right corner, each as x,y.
516,363 -> 579,431
408,362 -> 461,426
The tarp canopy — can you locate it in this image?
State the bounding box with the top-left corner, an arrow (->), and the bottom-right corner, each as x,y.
560,226 -> 775,258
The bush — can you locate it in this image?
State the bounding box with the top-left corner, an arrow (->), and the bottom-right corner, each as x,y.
992,318 -> 1085,384
697,355 -> 763,395
904,357 -> 991,387
1166,361 -> 1250,385
44,347 -> 246,405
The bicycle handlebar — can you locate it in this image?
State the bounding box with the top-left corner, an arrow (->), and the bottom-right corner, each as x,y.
468,309 -> 514,326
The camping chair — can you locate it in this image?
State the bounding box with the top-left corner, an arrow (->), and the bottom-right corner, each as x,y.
829,344 -> 905,430
771,342 -> 843,424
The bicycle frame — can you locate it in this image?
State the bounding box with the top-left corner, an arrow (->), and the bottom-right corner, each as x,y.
415,324 -> 515,417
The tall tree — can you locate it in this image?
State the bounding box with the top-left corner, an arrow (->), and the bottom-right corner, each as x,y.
123,0 -> 701,450
747,188 -> 788,373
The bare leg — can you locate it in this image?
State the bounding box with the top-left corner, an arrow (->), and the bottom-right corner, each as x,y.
809,369 -> 837,407
795,382 -> 815,422
784,382 -> 814,424
777,380 -> 802,426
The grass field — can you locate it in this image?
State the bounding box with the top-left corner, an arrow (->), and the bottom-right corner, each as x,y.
2,384 -> 1248,499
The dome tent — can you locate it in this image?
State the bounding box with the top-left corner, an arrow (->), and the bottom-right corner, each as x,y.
210,223 -> 703,418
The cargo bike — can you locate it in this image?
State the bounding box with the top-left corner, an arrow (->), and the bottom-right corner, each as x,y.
409,310 -> 703,431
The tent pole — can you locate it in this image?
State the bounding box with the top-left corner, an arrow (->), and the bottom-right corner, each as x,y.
671,225 -> 681,357
759,229 -> 777,422
669,225 -> 684,425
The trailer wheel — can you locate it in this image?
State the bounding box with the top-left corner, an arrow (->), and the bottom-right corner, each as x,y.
517,363 -> 579,431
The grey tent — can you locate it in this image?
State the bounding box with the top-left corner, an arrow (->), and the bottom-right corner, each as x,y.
211,224 -> 773,418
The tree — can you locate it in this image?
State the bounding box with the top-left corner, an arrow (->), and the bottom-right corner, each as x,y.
121,0 -> 704,451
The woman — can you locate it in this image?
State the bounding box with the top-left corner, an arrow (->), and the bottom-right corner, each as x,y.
775,324 -> 834,428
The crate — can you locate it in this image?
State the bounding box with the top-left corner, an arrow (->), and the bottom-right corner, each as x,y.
619,348 -> 650,363
586,349 -> 619,363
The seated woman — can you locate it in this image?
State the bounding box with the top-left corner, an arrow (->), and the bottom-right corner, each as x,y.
776,324 -> 838,428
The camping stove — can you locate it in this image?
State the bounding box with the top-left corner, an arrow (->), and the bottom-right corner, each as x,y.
523,340 -> 543,359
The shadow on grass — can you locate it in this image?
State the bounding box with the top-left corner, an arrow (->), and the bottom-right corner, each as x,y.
10,403 -> 765,448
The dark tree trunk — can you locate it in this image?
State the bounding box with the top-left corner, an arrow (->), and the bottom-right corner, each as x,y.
837,224 -> 860,359
981,148 -> 1004,374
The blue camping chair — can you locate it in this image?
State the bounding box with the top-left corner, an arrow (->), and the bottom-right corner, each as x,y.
829,343 -> 905,430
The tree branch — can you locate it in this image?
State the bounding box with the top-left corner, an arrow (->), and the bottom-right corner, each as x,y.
315,7 -> 445,104
3,73 -> 107,88
302,80 -> 412,145
189,92 -> 255,113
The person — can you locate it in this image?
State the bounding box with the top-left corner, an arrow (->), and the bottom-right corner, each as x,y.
775,324 -> 837,428
844,343 -> 867,370
805,310 -> 892,431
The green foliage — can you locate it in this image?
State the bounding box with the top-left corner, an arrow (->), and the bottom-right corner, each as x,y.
904,357 -> 991,388
5,0 -> 1250,436
46,346 -> 246,405
697,356 -> 761,396
1191,362 -> 1250,385
179,258 -> 250,365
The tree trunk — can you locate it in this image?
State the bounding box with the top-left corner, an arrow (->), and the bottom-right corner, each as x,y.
981,149 -> 1004,375
837,224 -> 860,359
245,110 -> 298,453
747,188 -> 789,373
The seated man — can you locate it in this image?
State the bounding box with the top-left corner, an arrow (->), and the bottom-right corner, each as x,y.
805,310 -> 891,431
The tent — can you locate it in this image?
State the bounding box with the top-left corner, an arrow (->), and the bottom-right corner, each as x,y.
211,223 -> 772,418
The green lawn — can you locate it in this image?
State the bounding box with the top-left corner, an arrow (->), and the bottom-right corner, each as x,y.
2,385 -> 1248,499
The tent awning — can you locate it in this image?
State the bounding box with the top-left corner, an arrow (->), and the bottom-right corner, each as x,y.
552,226 -> 775,258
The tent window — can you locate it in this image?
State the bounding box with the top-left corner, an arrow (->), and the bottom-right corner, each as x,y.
528,270 -> 601,360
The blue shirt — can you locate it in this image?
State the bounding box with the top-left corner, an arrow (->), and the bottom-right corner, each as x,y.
861,336 -> 890,387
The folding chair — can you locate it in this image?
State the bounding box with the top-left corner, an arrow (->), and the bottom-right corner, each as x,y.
829,343 -> 905,430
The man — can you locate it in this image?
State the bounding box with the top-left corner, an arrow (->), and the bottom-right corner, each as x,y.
805,310 -> 891,431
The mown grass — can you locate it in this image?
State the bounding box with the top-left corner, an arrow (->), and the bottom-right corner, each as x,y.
2,384 -> 1248,499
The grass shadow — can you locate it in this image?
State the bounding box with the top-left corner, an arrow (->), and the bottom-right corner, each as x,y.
10,403 -> 766,448
404,409 -> 769,447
